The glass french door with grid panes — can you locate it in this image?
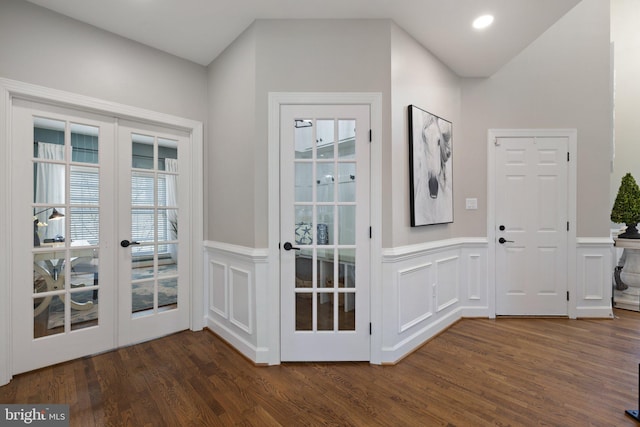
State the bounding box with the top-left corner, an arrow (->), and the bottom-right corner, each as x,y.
117,121 -> 189,346
280,104 -> 370,361
11,100 -> 116,374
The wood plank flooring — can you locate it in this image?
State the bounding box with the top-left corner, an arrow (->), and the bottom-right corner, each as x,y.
3,309 -> 640,426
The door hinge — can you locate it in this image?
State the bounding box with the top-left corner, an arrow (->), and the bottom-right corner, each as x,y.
567,152 -> 570,162
369,129 -> 372,142
567,222 -> 570,231
567,291 -> 570,301
369,227 -> 372,239
369,323 -> 372,335
494,138 -> 500,146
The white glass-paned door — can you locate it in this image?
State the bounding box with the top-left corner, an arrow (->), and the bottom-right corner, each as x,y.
11,100 -> 116,374
280,104 -> 370,361
117,121 -> 189,346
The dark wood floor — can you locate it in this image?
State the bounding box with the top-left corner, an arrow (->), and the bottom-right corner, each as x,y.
3,309 -> 640,426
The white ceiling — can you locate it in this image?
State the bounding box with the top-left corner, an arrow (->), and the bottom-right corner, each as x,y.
25,0 -> 581,77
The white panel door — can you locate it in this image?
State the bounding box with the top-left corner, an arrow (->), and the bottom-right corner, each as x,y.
117,121 -> 190,346
11,100 -> 116,374
495,137 -> 568,315
280,104 -> 370,361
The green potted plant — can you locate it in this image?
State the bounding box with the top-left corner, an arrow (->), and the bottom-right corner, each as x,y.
611,173 -> 640,239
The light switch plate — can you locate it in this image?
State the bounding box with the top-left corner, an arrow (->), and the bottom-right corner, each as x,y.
465,198 -> 478,210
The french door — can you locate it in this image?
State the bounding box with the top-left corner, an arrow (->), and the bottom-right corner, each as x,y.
10,100 -> 190,374
280,104 -> 370,361
117,121 -> 190,345
494,136 -> 569,315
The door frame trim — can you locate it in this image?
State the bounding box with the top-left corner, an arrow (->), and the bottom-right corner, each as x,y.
487,129 -> 577,319
268,92 -> 383,364
0,78 -> 204,386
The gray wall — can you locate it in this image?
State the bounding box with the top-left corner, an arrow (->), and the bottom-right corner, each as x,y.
461,0 -> 612,237
207,25 -> 257,247
389,24 -> 461,247
611,0 -> 640,223
3,0 -> 613,246
207,1 -> 612,247
207,19 -> 393,247
0,0 -> 207,122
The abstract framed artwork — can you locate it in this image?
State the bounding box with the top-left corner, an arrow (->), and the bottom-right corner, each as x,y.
408,105 -> 453,227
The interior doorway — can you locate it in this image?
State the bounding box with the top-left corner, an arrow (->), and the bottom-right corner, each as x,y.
4,89 -> 202,379
279,104 -> 371,361
488,129 -> 577,317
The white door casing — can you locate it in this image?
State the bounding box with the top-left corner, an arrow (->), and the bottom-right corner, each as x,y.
0,78 -> 203,385
488,129 -> 577,317
280,104 -> 371,361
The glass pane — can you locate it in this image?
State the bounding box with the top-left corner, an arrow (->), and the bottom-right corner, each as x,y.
132,172 -> 154,206
295,249 -> 313,288
132,259 -> 155,281
70,166 -> 99,205
338,205 -> 356,245
34,117 -> 65,160
295,293 -> 312,331
339,293 -> 355,331
294,119 -> 313,159
157,209 -> 169,242
316,120 -> 335,160
158,174 -> 178,207
69,208 -> 99,245
33,162 -> 65,205
158,277 -> 178,312
71,123 -> 99,164
71,246 -> 97,275
338,120 -> 356,159
317,248 -> 334,288
33,210 -> 65,248
317,293 -> 334,331
316,206 -> 334,245
132,209 -> 155,243
158,138 -> 178,171
132,281 -> 154,314
338,249 -> 356,287
338,163 -> 356,202
316,163 -> 334,202
33,250 -> 66,291
295,206 -> 313,245
34,294 -> 64,338
295,163 -> 313,202
71,289 -> 98,331
159,253 -> 178,277
132,134 -> 155,170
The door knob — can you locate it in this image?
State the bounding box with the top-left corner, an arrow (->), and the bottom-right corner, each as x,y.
120,239 -> 140,248
283,242 -> 300,251
498,237 -> 514,244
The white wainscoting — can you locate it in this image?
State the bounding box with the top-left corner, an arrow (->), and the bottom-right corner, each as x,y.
204,237 -> 613,366
575,237 -> 614,318
204,241 -> 270,364
380,238 -> 489,364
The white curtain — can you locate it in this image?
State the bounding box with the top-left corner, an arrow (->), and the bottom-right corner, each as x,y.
165,158 -> 178,261
35,142 -> 65,240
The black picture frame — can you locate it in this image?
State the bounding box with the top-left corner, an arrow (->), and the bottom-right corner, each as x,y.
408,105 -> 453,227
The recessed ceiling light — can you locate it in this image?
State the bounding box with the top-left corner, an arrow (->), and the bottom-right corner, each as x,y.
473,14 -> 494,30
